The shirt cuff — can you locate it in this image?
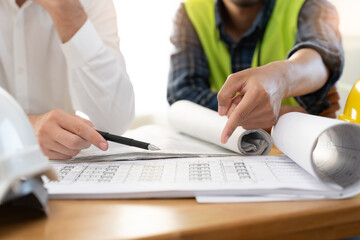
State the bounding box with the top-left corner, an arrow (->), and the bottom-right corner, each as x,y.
61,19 -> 104,68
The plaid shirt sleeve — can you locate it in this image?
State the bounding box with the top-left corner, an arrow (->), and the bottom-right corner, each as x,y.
167,4 -> 219,111
288,0 -> 344,115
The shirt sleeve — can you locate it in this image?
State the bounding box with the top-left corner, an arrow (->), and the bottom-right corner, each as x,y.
287,0 -> 344,115
167,4 -> 219,111
60,0 -> 134,135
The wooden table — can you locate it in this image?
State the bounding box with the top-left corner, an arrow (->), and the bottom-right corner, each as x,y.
1,148 -> 360,240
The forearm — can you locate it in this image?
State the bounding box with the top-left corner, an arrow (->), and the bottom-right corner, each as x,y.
283,48 -> 329,98
285,0 -> 343,114
63,25 -> 135,134
56,0 -> 135,134
61,20 -> 134,133
69,63 -> 135,135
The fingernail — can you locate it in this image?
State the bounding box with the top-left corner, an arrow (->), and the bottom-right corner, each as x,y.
222,135 -> 229,144
218,106 -> 226,116
99,141 -> 108,151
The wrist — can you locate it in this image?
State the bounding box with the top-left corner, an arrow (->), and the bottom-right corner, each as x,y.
34,0 -> 87,43
28,114 -> 40,131
28,114 -> 45,132
282,60 -> 294,98
267,60 -> 292,99
49,5 -> 87,43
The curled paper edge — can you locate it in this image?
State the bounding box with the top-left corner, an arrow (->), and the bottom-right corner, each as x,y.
237,129 -> 272,156
169,100 -> 272,156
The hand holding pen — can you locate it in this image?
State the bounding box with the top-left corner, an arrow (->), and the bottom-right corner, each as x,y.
29,110 -> 159,160
29,110 -> 109,160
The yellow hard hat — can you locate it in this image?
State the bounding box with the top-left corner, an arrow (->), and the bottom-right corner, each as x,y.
339,78 -> 360,124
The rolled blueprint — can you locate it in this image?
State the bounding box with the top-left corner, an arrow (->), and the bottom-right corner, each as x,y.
168,100 -> 272,155
272,112 -> 360,198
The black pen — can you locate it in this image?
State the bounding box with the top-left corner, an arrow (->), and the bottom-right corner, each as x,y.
97,130 -> 160,151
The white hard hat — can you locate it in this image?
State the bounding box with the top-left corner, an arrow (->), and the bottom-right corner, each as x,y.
0,87 -> 57,204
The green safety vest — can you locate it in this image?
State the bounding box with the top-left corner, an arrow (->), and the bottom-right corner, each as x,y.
184,0 -> 306,106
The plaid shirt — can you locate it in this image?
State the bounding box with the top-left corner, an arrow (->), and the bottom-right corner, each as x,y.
167,0 -> 344,115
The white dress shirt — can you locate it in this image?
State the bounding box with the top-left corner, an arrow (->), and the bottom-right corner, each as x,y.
0,0 -> 135,135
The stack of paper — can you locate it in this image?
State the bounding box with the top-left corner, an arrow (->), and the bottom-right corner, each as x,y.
46,102 -> 360,202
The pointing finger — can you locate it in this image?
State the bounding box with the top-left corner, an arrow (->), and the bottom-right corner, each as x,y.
221,92 -> 257,144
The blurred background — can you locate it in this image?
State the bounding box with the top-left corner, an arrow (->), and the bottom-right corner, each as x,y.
114,0 -> 360,123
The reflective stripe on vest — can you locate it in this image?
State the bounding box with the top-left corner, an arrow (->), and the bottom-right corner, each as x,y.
184,0 -> 305,106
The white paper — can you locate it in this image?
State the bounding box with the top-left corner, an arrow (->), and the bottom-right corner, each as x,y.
124,125 -> 235,155
169,100 -> 272,155
47,112 -> 360,203
66,101 -> 272,164
65,125 -> 237,163
195,194 -> 326,203
46,155 -> 341,200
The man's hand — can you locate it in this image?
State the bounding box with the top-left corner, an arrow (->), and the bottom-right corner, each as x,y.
28,109 -> 108,160
32,0 -> 87,43
218,61 -> 289,143
218,48 -> 330,144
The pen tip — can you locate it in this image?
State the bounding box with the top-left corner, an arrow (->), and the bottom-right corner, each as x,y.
148,144 -> 161,151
